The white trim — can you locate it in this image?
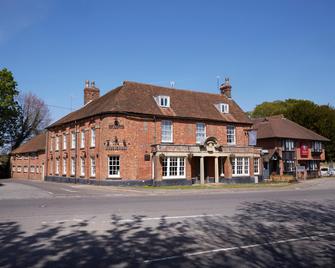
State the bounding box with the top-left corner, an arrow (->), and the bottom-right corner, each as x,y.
108,155 -> 120,178
162,156 -> 186,179
161,120 -> 173,143
232,157 -> 250,177
196,122 -> 206,144
254,157 -> 260,175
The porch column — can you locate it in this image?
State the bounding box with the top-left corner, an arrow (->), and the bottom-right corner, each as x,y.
214,157 -> 219,183
200,156 -> 205,184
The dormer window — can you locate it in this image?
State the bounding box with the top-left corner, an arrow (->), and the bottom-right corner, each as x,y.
156,95 -> 170,108
220,103 -> 229,113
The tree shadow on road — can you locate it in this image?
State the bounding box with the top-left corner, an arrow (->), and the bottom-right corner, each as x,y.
0,200 -> 334,267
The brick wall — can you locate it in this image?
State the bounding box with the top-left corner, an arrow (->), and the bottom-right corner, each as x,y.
11,151 -> 46,180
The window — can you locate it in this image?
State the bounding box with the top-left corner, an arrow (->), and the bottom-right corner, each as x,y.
232,157 -> 249,176
220,103 -> 229,113
63,134 -> 67,150
196,123 -> 206,144
308,160 -> 318,171
24,166 -> 28,173
162,157 -> 185,178
284,160 -> 295,173
108,156 -> 120,178
161,120 -> 173,143
90,128 -> 96,147
80,130 -> 85,148
55,136 -> 59,151
71,157 -> 76,176
50,138 -> 53,152
55,159 -> 59,174
30,166 -> 35,173
17,166 -> 22,172
156,95 -> 170,108
36,166 -> 39,174
312,141 -> 322,152
12,166 -> 16,172
80,157 -> 85,176
62,158 -> 67,175
90,157 -> 96,177
283,139 -> 294,151
254,158 -> 260,175
71,131 -> 76,149
227,125 -> 236,145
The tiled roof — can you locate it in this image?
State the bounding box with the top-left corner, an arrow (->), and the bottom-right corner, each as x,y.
11,133 -> 46,154
48,81 -> 252,128
252,115 -> 329,141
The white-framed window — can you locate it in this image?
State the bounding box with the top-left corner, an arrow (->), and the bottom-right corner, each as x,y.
30,166 -> 35,173
162,157 -> 185,178
232,157 -> 249,176
80,157 -> 85,176
71,157 -> 76,176
90,157 -> 96,177
55,159 -> 59,174
108,156 -> 120,178
62,158 -> 67,175
283,139 -> 295,151
24,166 -> 28,173
220,103 -> 229,113
71,131 -> 76,149
12,166 -> 16,172
80,130 -> 85,148
254,158 -> 260,175
161,120 -> 173,143
284,160 -> 295,172
156,95 -> 170,108
196,123 -> 206,144
227,125 -> 236,145
90,128 -> 96,147
17,166 -> 22,172
55,136 -> 60,151
63,134 -> 67,150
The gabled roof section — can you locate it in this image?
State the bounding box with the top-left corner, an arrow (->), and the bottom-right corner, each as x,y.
48,81 -> 252,128
11,133 -> 46,154
252,115 -> 329,141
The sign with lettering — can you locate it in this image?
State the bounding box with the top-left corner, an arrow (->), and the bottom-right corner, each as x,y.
104,137 -> 128,151
300,144 -> 309,158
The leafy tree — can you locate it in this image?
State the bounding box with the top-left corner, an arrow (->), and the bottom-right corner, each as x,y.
0,68 -> 20,149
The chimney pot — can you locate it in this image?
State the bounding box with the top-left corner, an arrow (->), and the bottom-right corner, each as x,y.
85,80 -> 90,88
84,80 -> 100,105
219,77 -> 232,98
91,81 -> 96,88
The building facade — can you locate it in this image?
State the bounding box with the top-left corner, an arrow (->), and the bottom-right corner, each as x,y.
253,115 -> 329,179
45,80 -> 261,185
10,133 -> 46,180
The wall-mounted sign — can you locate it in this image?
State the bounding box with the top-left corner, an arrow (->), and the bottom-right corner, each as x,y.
109,118 -> 124,129
104,136 -> 128,151
300,144 -> 309,158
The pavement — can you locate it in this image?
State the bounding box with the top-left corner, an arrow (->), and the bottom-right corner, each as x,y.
0,178 -> 334,267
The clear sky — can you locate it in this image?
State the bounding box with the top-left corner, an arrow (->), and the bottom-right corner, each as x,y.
1,0 -> 334,122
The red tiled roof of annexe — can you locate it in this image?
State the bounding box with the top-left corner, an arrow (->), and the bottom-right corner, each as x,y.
252,115 -> 329,141
48,81 -> 252,128
11,133 -> 46,154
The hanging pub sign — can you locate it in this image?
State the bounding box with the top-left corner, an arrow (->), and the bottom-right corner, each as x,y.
300,144 -> 309,158
104,136 -> 128,151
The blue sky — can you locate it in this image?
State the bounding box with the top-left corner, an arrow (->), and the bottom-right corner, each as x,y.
1,0 -> 334,122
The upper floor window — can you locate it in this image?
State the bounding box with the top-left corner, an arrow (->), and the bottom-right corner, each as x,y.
63,134 -> 67,150
220,103 -> 229,113
283,139 -> 295,151
156,95 -> 170,108
50,138 -> 53,152
91,128 -> 96,147
196,123 -> 206,144
55,136 -> 60,151
80,130 -> 85,148
71,131 -> 76,149
161,120 -> 173,143
312,141 -> 322,152
227,125 -> 236,145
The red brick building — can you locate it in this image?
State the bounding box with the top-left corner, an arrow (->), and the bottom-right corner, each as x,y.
10,133 -> 46,180
44,79 -> 261,185
253,115 -> 329,179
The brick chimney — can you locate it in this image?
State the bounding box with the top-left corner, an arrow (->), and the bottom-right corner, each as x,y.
220,77 -> 232,98
84,80 -> 100,105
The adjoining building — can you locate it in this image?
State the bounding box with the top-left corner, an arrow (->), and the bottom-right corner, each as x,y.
45,79 -> 261,186
10,133 -> 46,180
252,115 -> 329,179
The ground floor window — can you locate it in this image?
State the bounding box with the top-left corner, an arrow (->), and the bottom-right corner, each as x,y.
284,160 -> 295,173
162,157 -> 185,178
307,160 -> 318,171
24,166 -> 28,173
80,157 -> 85,176
17,166 -> 22,172
56,159 -> 59,175
63,158 -> 67,175
108,156 -> 120,178
71,158 -> 75,176
90,157 -> 96,177
36,166 -> 39,174
254,158 -> 260,175
231,157 -> 249,176
30,166 -> 35,173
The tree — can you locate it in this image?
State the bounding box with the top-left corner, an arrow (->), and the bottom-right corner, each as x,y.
0,68 -> 20,149
10,92 -> 51,150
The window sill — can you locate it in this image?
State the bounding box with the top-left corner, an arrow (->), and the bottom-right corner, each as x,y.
163,176 -> 186,179
108,176 -> 121,179
90,146 -> 95,149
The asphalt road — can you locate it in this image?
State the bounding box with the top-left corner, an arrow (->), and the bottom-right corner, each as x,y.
0,178 -> 334,267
